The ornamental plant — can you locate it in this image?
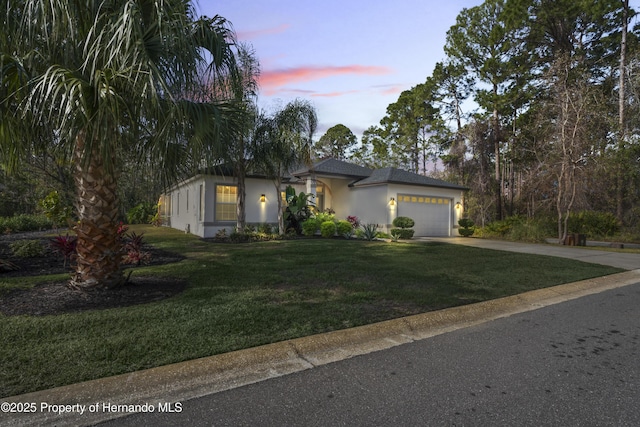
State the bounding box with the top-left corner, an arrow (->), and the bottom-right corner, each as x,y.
121,231 -> 151,266
458,218 -> 475,237
320,221 -> 337,238
302,218 -> 320,236
336,220 -> 353,237
10,239 -> 45,258
50,234 -> 78,267
360,223 -> 379,241
391,216 -> 415,240
347,215 -> 360,229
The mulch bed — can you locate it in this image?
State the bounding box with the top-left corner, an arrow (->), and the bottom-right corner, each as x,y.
0,231 -> 187,316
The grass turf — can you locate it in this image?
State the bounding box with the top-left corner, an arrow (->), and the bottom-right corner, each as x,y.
0,225 -> 622,397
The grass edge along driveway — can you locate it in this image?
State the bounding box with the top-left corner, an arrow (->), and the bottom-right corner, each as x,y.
0,225 -> 622,398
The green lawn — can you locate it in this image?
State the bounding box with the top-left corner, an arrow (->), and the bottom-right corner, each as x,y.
0,225 -> 622,398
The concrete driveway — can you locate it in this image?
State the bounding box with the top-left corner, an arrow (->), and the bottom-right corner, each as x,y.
419,237 -> 640,270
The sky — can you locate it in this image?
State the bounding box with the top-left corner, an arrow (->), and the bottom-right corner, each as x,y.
196,0 -> 485,139
197,1 -> 640,141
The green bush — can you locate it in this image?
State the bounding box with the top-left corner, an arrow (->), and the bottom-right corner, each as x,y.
0,214 -> 54,233
10,239 -> 46,258
40,191 -> 73,227
477,216 -> 555,243
458,218 -> 475,237
390,228 -> 415,239
257,223 -> 274,234
126,203 -> 157,224
392,216 -> 415,229
336,220 -> 353,236
302,219 -> 319,236
567,211 -> 619,238
315,212 -> 335,224
320,221 -> 336,238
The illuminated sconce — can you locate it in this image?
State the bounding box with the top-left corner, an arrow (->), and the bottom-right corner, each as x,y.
455,202 -> 461,210
260,194 -> 266,203
389,197 -> 395,206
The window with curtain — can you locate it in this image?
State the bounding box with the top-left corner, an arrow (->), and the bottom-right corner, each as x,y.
215,185 -> 237,221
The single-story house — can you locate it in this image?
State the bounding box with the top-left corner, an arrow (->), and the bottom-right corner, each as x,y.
159,158 -> 468,237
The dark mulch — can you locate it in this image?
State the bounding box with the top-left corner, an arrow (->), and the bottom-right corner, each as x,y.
0,231 -> 187,316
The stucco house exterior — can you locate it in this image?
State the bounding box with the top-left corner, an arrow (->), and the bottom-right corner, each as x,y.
159,158 -> 467,238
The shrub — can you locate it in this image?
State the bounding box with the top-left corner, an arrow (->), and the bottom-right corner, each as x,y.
315,212 -> 335,224
336,220 -> 353,236
390,228 -> 415,239
320,221 -> 336,238
302,218 -> 320,236
476,216 -> 555,243
458,218 -> 475,237
257,223 -> 273,234
567,211 -> 619,238
121,231 -> 151,265
347,215 -> 360,229
360,223 -> 379,241
392,216 -> 415,229
126,203 -> 157,224
40,191 -> 73,228
0,214 -> 54,233
10,239 -> 45,258
50,234 -> 78,267
215,228 -> 228,241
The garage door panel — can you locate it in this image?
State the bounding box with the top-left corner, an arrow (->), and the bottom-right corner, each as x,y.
397,194 -> 451,237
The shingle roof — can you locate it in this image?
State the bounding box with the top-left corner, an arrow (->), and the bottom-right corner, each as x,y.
291,158 -> 372,178
350,167 -> 467,190
292,158 -> 467,190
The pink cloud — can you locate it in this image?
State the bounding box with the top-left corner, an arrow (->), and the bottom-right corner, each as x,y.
237,24 -> 290,41
372,84 -> 405,95
311,90 -> 359,98
260,65 -> 392,94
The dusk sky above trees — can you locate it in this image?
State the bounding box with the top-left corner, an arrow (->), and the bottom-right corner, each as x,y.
201,0 -> 640,138
200,0 -> 488,137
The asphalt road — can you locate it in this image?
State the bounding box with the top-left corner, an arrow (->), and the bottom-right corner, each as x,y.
98,281 -> 640,427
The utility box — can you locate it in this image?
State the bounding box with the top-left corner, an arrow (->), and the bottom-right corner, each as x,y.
563,233 -> 586,246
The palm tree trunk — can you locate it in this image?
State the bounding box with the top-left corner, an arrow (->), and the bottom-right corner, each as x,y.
70,131 -> 123,289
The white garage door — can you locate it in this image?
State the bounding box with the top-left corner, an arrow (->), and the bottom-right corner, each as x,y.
397,194 -> 451,237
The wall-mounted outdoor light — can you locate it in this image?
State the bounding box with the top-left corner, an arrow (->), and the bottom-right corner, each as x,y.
260,194 -> 266,203
455,202 -> 461,210
389,197 -> 395,206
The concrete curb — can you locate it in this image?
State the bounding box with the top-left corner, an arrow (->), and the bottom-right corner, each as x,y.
4,269 -> 640,427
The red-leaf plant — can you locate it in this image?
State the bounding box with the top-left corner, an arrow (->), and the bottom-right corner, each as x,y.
50,234 -> 78,268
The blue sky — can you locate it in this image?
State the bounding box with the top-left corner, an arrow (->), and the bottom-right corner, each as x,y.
198,1 -> 639,140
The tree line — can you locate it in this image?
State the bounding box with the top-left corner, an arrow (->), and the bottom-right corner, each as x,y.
333,0 -> 639,240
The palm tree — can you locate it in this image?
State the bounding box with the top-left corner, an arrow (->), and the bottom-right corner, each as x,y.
1,0 -> 242,289
254,99 -> 317,234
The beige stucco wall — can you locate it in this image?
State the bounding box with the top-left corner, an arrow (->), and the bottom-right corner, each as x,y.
164,176 -> 288,238
318,180 -> 464,236
163,173 -> 464,238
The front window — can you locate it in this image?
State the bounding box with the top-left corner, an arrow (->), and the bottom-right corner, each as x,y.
215,185 -> 237,221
